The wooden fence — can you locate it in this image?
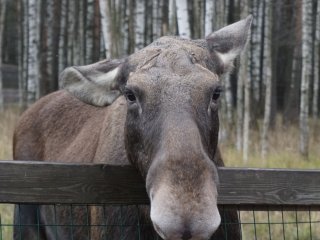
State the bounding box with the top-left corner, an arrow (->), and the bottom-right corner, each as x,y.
0,160 -> 320,210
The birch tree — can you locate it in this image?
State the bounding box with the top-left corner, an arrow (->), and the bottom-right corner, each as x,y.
300,0 -> 313,158
135,0 -> 145,51
0,0 -> 7,111
312,1 -> 320,118
251,0 -> 263,105
176,0 -> 190,38
205,0 -> 214,36
99,0 -> 111,59
85,0 -> 95,64
27,0 -> 41,104
58,0 -> 68,78
261,0 -> 272,158
238,0 -> 251,162
67,0 -> 75,66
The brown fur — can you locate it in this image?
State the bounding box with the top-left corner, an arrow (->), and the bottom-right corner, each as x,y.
13,91 -> 240,240
14,17 -> 252,239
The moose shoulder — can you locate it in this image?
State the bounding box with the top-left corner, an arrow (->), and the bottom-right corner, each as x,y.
13,16 -> 252,240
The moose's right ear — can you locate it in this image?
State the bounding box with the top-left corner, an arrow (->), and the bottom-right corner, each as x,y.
60,59 -> 128,107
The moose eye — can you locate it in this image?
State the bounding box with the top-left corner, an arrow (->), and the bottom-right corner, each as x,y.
125,90 -> 137,103
212,87 -> 223,101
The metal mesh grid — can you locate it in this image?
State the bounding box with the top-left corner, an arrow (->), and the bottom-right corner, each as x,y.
0,204 -> 320,239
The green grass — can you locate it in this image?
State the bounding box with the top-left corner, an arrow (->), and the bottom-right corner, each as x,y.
0,107 -> 320,239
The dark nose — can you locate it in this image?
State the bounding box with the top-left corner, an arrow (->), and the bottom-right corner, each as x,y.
182,229 -> 192,240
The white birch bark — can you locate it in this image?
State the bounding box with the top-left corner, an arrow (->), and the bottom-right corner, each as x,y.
99,0 -> 111,59
176,0 -> 190,38
261,0 -> 272,159
27,0 -> 41,104
300,0 -> 313,158
312,1 -> 320,117
135,0 -> 145,51
0,0 -> 7,111
205,0 -> 214,36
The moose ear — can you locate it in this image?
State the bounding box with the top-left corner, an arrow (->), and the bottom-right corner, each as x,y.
206,15 -> 252,73
60,59 -> 127,107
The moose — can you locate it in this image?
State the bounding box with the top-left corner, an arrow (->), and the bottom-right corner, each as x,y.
13,16 -> 252,240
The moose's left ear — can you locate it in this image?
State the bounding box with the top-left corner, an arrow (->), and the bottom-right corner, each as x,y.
206,15 -> 252,73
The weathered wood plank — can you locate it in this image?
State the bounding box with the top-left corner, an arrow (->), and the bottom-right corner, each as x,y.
0,161 -> 320,210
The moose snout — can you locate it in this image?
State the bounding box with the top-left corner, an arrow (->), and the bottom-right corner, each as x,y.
149,184 -> 221,240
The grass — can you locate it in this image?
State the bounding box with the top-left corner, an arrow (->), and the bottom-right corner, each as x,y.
219,117 -> 320,169
0,106 -> 20,240
0,107 -> 320,239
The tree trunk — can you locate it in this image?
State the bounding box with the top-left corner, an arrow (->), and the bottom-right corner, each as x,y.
99,0 -> 111,59
236,57 -> 244,152
300,0 -> 313,158
176,0 -> 190,38
261,0 -> 272,159
312,0 -> 320,118
251,0 -> 263,108
21,0 -> 29,107
0,0 -> 7,111
85,0 -> 95,64
135,0 -> 145,51
168,0 -> 177,35
205,0 -> 214,36
27,0 -> 41,104
240,0 -> 251,162
283,0 -> 302,125
58,0 -> 68,80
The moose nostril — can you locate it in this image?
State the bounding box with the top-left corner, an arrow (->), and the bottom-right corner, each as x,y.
182,229 -> 192,240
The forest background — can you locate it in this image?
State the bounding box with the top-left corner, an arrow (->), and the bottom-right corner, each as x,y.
0,0 -> 320,166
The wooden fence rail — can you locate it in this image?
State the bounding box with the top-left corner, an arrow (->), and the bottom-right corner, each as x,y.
0,161 -> 320,210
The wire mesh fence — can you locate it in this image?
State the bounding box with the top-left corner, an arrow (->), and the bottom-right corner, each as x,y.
1,204 -> 320,240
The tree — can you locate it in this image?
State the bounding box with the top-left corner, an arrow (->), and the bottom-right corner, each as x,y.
85,0 -> 95,64
312,0 -> 320,118
0,0 -> 7,111
135,0 -> 145,51
26,0 -> 41,104
205,0 -> 214,36
300,0 -> 313,158
261,0 -> 272,158
176,0 -> 190,38
99,0 -> 111,59
58,0 -> 68,78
